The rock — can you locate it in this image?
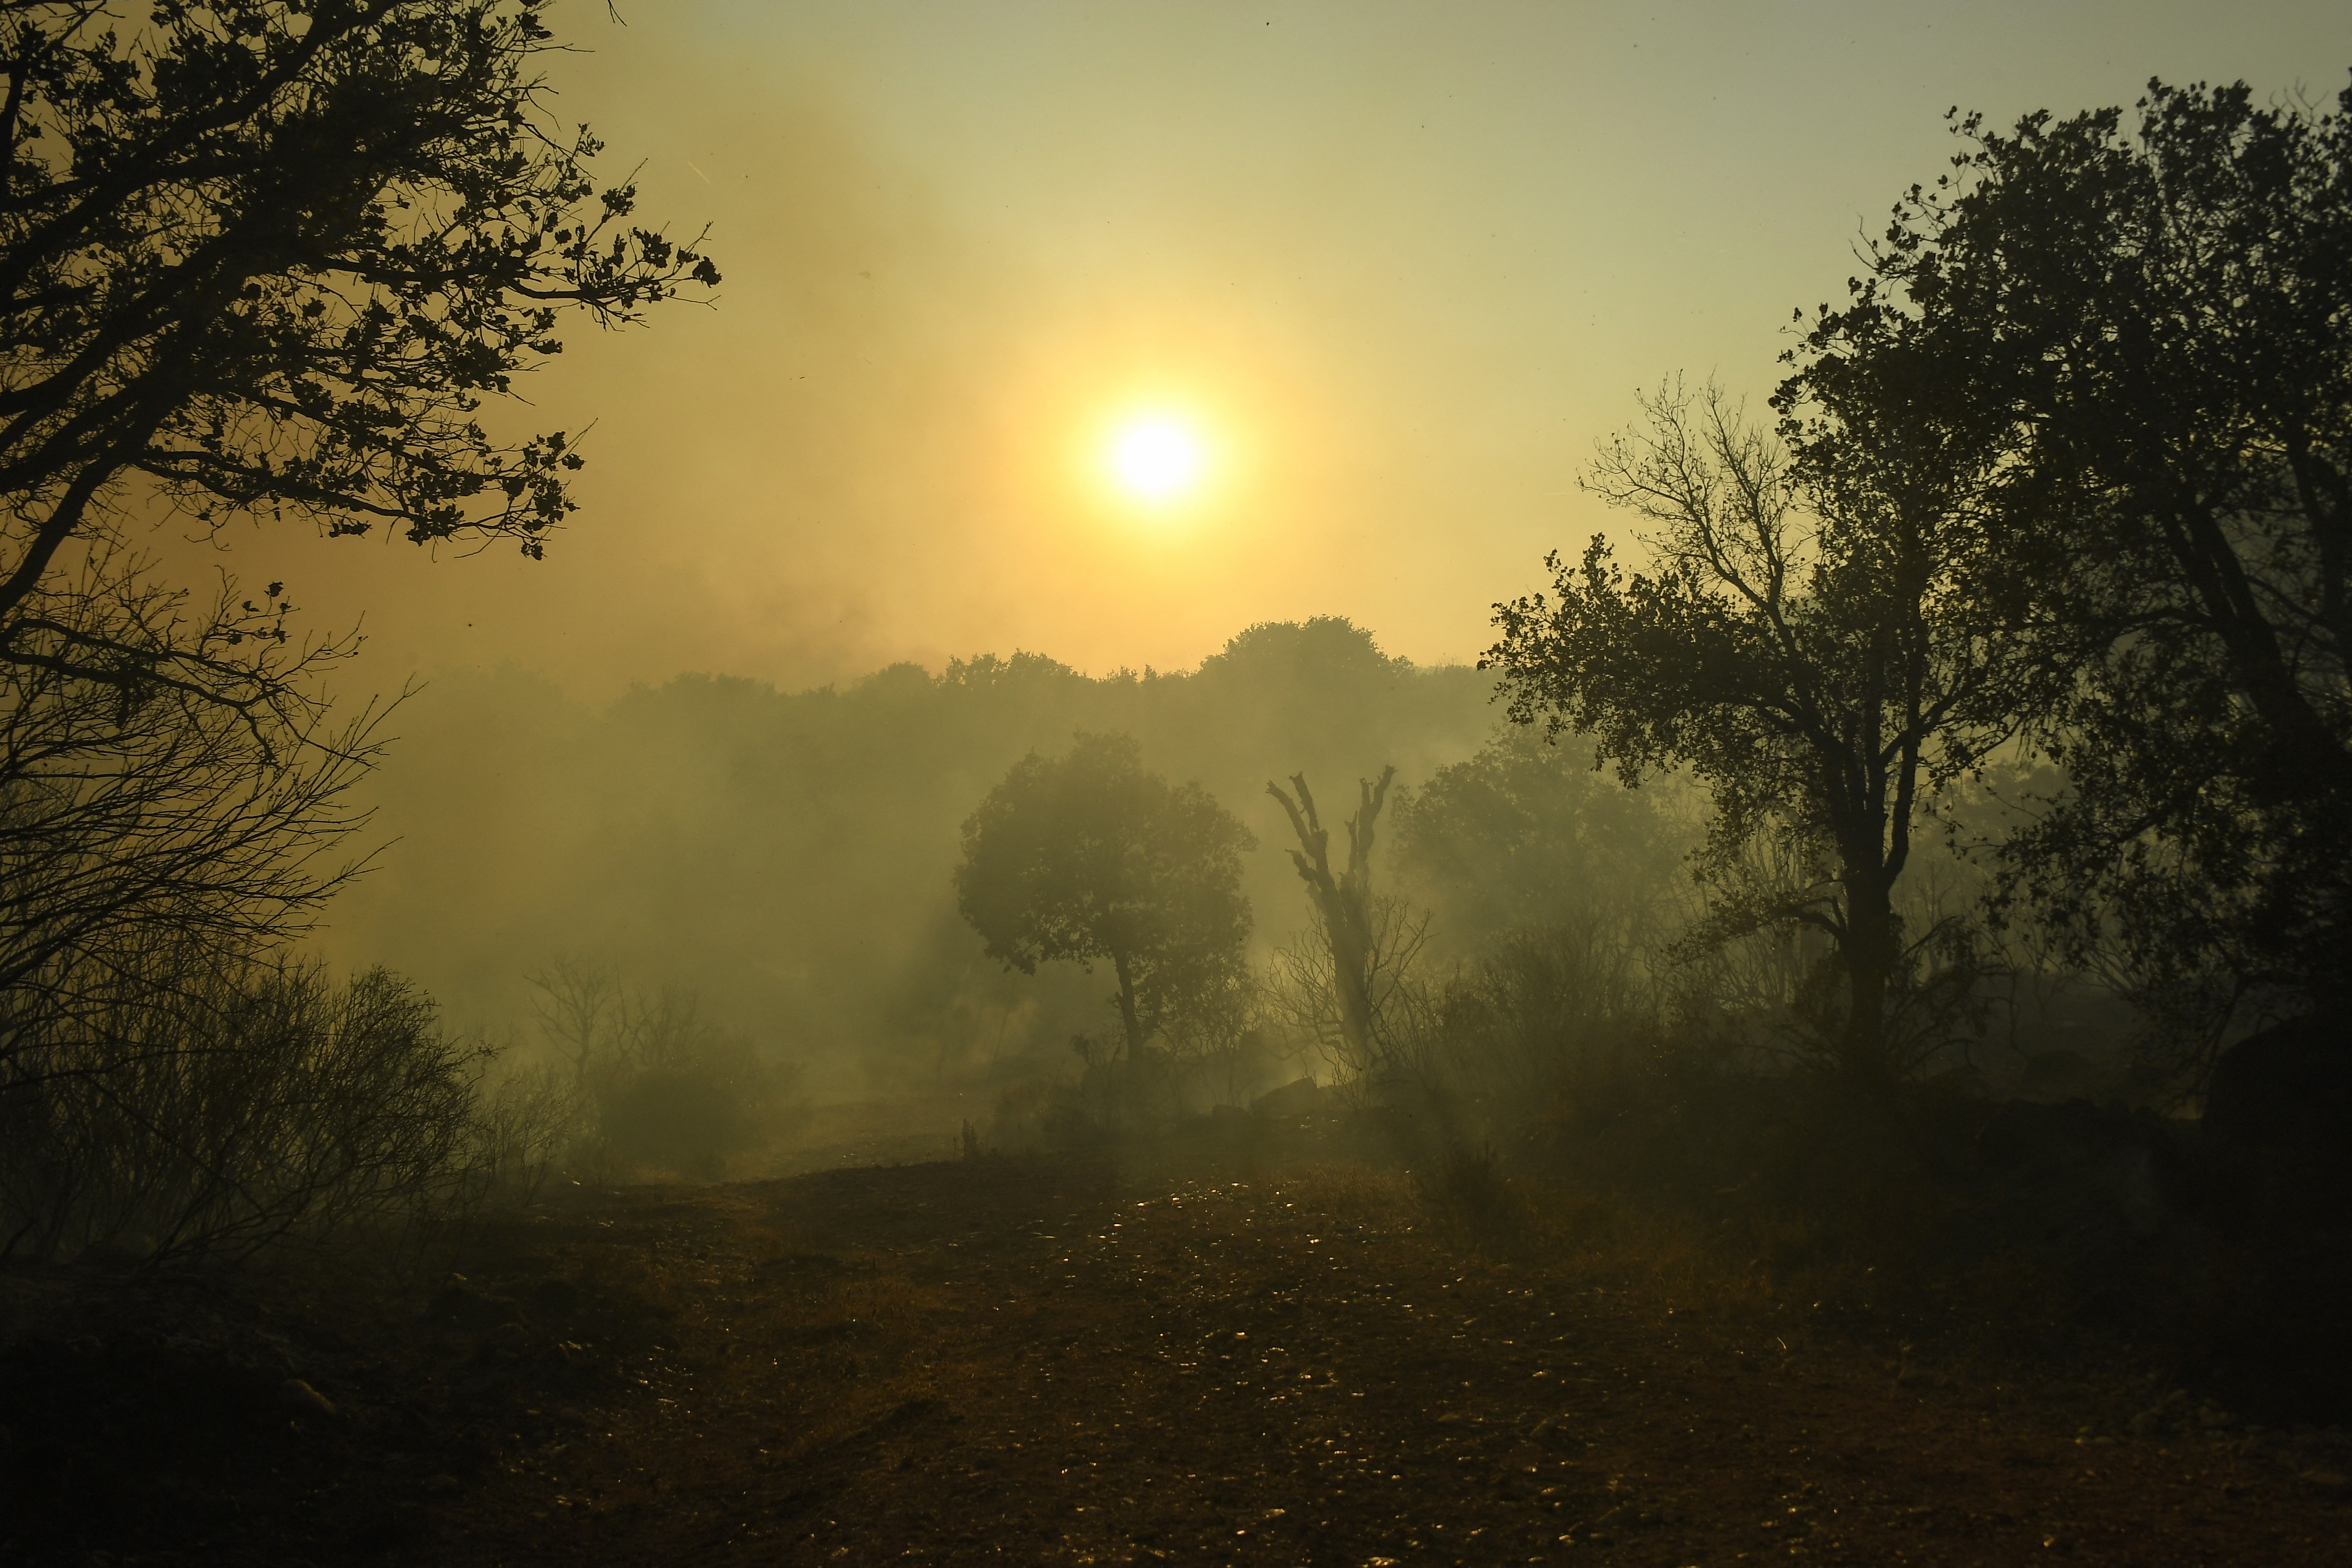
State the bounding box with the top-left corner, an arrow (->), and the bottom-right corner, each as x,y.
2204,1016 -> 2352,1150
1250,1076 -> 1323,1118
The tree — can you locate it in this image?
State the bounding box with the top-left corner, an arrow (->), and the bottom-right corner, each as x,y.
1487,380 -> 2024,1082
1266,765 -> 1395,1073
1391,725 -> 1689,954
0,0 -> 715,1095
0,0 -> 718,630
1779,76 -> 2352,1044
955,731 -> 1254,1059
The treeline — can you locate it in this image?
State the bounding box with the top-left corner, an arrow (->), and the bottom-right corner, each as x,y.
319,619 -> 1546,1093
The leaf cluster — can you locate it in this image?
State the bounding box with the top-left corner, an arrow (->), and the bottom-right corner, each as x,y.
0,0 -> 720,617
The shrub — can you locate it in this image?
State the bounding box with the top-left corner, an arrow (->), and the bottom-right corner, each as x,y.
0,949 -> 488,1264
528,963 -> 809,1181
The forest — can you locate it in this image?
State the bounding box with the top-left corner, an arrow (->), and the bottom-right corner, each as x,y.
0,4 -> 2347,1564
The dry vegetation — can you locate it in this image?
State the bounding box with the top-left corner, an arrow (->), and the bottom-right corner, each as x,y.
4,1109 -> 2346,1567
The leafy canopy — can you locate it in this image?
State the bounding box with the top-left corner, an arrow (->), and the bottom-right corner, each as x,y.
0,0 -> 720,626
1486,380 -> 2026,1078
1780,75 -> 2352,1029
954,731 -> 1254,1055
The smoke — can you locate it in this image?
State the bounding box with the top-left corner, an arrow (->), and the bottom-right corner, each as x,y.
304,622 -> 1502,1101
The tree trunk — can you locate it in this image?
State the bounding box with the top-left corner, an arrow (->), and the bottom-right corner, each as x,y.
1111,950 -> 1145,1061
1840,869 -> 1897,1084
1268,768 -> 1395,1071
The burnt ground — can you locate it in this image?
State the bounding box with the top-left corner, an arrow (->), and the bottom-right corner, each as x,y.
2,1142 -> 2348,1567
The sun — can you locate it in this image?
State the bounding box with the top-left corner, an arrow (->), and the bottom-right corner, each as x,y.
1106,417 -> 1204,504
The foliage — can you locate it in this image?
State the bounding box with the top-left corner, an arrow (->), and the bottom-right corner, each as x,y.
1663,825 -> 1997,1080
1390,724 -> 1693,955
0,950 -> 487,1263
1487,380 -> 2027,1081
956,730 -> 1255,1057
1154,961 -> 1274,1108
1779,76 -> 2352,1054
0,0 -> 719,622
1425,918 -> 1657,1108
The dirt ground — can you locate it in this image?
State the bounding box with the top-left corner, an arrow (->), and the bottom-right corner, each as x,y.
3,1143 -> 2347,1566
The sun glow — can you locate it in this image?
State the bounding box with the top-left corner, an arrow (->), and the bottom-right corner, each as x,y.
1106,416 -> 1205,504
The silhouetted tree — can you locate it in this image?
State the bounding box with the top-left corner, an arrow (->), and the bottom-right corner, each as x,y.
1488,381 -> 2025,1082
0,0 -> 718,628
1267,766 -> 1395,1072
1779,76 -> 2352,1045
956,731 -> 1254,1059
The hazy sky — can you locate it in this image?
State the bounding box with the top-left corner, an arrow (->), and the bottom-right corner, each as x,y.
175,0 -> 2352,701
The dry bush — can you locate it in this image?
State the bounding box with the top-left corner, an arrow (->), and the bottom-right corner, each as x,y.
1426,917 -> 1661,1107
472,1051 -> 580,1203
0,949 -> 488,1263
1270,892 -> 1437,1104
528,961 -> 810,1181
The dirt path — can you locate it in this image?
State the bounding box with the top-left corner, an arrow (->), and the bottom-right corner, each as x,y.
5,1151 -> 2347,1565
446,1155 -> 2346,1567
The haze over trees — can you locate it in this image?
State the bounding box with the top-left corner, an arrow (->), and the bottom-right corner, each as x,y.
956,731 -> 1254,1061
0,3 -> 2335,1281
316,618 -> 1511,1093
1389,723 -> 1687,957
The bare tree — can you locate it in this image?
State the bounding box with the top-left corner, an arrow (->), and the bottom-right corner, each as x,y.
0,542 -> 379,1083
1266,766 -> 1397,1073
1271,890 -> 1435,1100
1489,381 -> 2025,1082
526,955 -> 620,1089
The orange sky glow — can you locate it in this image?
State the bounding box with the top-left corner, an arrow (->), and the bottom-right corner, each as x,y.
150,0 -> 2351,704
